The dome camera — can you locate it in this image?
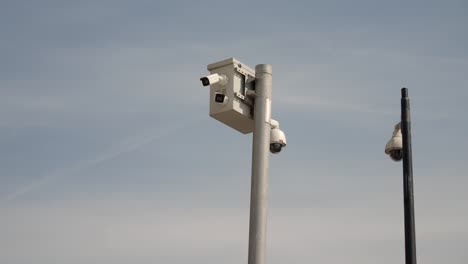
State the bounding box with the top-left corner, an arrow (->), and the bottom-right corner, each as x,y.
385,123 -> 403,161
270,127 -> 287,154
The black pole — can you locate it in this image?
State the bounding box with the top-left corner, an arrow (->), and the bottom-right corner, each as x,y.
401,88 -> 417,264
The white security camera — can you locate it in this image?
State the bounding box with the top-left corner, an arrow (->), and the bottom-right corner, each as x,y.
385,122 -> 403,161
200,73 -> 228,87
269,119 -> 287,154
214,92 -> 228,105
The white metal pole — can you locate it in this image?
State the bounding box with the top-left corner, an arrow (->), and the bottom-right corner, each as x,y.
248,64 -> 272,264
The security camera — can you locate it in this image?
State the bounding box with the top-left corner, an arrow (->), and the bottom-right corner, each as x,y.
270,128 -> 287,154
200,73 -> 228,87
385,123 -> 403,161
214,92 -> 228,105
269,119 -> 287,154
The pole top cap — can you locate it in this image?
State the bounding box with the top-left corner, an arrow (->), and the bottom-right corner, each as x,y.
401,87 -> 408,98
255,64 -> 272,74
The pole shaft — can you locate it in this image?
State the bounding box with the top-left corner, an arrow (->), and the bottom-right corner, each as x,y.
248,64 -> 272,264
401,88 -> 417,264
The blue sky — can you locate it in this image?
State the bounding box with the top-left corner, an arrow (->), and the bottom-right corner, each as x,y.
1,1 -> 467,263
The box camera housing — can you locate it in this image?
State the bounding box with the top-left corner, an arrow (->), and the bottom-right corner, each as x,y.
206,58 -> 255,134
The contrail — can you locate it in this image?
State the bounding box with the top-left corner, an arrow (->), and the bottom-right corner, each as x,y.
2,117 -> 205,203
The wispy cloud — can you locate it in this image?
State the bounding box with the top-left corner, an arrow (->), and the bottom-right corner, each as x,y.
1,117 -> 204,203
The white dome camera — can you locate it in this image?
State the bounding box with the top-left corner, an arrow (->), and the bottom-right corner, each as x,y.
385,123 -> 403,161
200,73 -> 228,87
269,119 -> 287,154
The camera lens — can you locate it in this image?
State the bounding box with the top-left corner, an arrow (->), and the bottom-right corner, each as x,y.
200,77 -> 210,86
270,143 -> 282,154
390,149 -> 403,161
215,93 -> 226,103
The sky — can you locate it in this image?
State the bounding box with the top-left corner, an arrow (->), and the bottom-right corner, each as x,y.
1,0 -> 467,263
